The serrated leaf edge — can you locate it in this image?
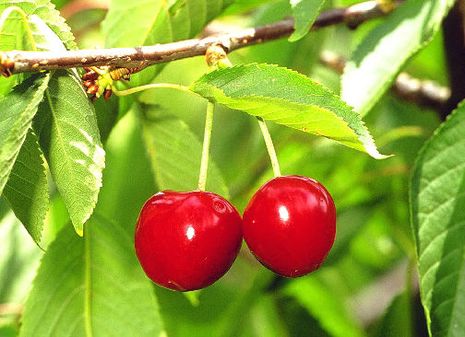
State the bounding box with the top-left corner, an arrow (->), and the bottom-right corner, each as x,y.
410,99 -> 465,337
191,63 -> 388,159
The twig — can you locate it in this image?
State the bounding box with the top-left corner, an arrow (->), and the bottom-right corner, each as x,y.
1,0 -> 398,75
319,51 -> 450,111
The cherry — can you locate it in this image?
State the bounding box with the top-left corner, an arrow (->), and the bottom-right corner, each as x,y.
243,175 -> 336,277
135,190 -> 242,291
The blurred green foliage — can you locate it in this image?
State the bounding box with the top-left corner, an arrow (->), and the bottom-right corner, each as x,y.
0,0 -> 454,336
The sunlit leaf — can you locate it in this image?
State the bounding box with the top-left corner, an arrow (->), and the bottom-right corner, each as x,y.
342,0 -> 454,115
0,6 -> 33,95
18,214 -> 164,337
191,63 -> 386,159
411,101 -> 465,337
0,0 -> 76,49
35,70 -> 105,236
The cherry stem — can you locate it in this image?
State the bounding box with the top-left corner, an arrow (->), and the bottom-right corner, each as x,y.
112,83 -> 199,97
198,102 -> 215,191
257,117 -> 281,177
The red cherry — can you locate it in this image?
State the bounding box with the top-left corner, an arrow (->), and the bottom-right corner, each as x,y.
243,175 -> 336,277
135,190 -> 242,291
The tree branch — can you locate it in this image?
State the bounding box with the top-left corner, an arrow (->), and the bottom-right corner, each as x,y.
1,0 -> 398,75
320,51 -> 450,112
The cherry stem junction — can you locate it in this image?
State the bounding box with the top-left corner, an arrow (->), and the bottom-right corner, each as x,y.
198,102 -> 215,191
257,117 -> 281,177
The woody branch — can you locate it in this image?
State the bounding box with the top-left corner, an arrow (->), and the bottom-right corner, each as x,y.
1,1 -> 396,75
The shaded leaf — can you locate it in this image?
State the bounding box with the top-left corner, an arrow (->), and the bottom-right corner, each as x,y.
95,107 -> 156,228
242,295 -> 289,337
375,290 -> 413,337
0,74 -> 50,195
18,214 -> 164,337
0,211 -> 42,304
35,70 -> 105,236
285,275 -> 366,337
223,0 -> 277,15
0,325 -> 17,337
411,101 -> 465,337
1,10 -> 71,246
141,107 -> 229,197
191,63 -> 386,159
289,0 -> 326,42
342,0 -> 454,115
156,267 -> 273,337
3,130 -> 48,245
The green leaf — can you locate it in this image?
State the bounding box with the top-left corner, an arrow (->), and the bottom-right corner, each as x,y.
190,63 -> 386,159
411,101 -> 465,337
3,131 -> 48,246
101,0 -> 234,83
289,0 -> 326,42
285,275 -> 366,337
0,211 -> 42,303
35,70 -> 105,236
0,6 -> 68,95
0,325 -> 17,337
0,0 -> 76,49
95,107 -> 156,228
0,6 -> 33,95
27,13 -> 68,51
243,295 -> 289,337
1,11 -> 69,246
341,0 -> 454,116
375,290 -> 413,337
156,267 -> 273,337
0,74 -> 50,195
103,0 -> 235,47
18,214 -> 164,337
223,0 -> 277,15
141,107 -> 229,197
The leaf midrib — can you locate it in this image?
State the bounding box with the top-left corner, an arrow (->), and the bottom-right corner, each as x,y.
45,84 -> 95,229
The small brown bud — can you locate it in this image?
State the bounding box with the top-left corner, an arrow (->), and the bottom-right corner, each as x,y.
87,84 -> 99,95
103,89 -> 113,100
82,71 -> 98,81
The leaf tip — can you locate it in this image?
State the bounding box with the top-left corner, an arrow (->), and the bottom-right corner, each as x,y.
288,31 -> 304,42
75,226 -> 84,237
366,145 -> 393,160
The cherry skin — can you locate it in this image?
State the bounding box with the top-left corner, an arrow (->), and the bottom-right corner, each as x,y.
243,175 -> 336,277
135,190 -> 242,291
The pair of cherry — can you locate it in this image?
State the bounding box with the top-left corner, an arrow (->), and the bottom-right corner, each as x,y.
135,175 -> 336,291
